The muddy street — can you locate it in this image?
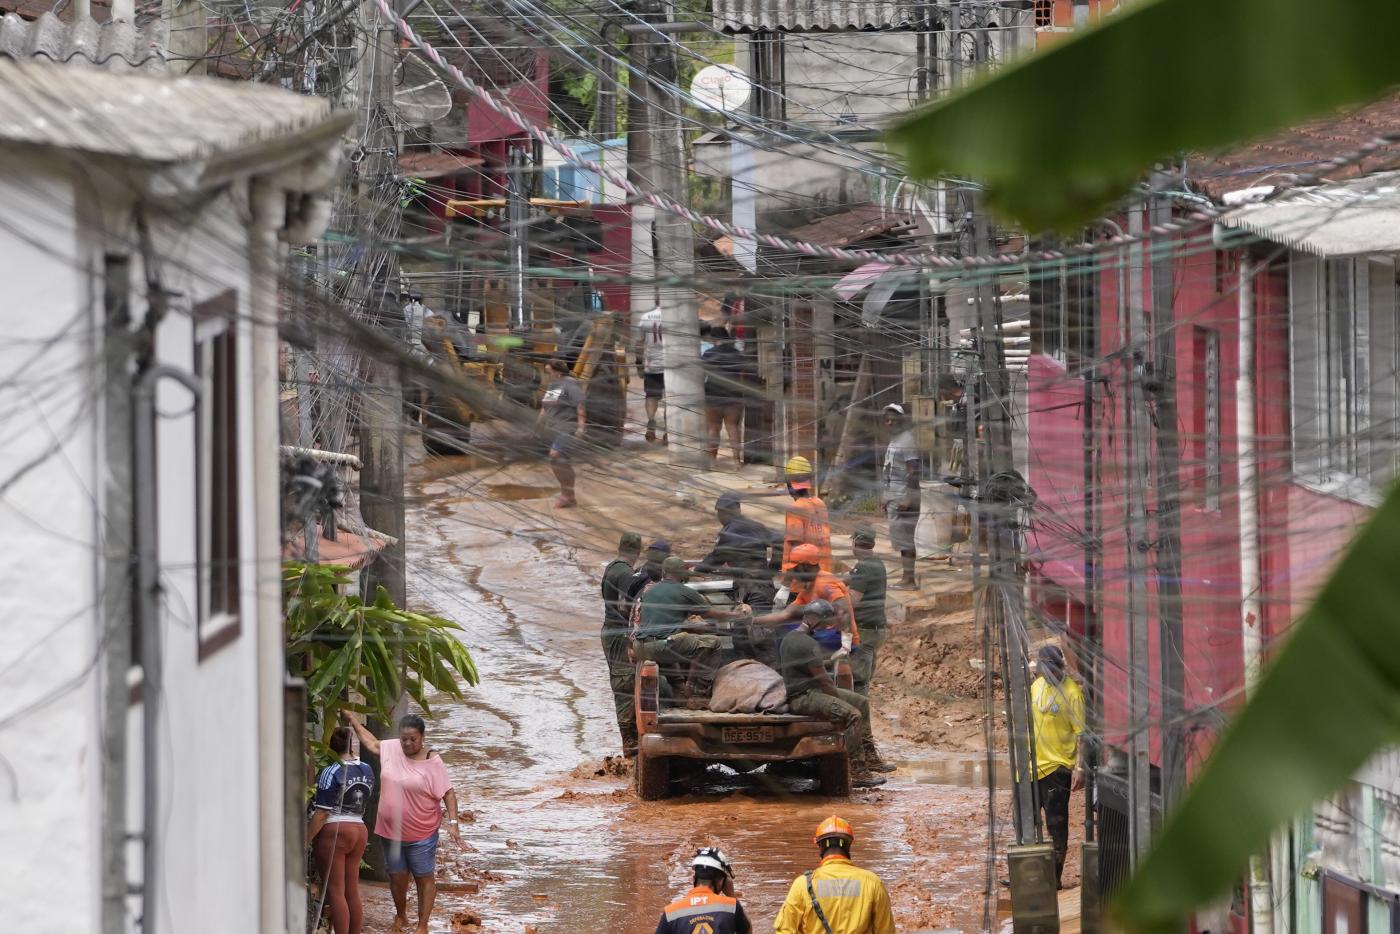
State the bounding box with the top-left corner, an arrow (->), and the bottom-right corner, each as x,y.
361,453 -> 1003,932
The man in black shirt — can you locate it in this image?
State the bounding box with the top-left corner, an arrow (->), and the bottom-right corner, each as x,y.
601,531 -> 642,755
695,494 -> 779,608
846,526 -> 895,773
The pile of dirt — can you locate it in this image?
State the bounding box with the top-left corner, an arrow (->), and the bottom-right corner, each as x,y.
873,603 -> 1005,754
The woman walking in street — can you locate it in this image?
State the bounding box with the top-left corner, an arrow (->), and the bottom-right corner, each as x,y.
342,711 -> 463,934
539,356 -> 587,508
309,726 -> 375,934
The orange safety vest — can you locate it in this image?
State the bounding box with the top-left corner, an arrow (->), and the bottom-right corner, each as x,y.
782,495 -> 832,572
791,572 -> 860,647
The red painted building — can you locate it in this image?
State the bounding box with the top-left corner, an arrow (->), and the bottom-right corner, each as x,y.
1026,96 -> 1400,895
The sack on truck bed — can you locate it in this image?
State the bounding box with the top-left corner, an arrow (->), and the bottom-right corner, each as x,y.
709,659 -> 787,713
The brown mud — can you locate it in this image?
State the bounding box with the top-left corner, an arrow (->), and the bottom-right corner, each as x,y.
359,426 -> 1024,932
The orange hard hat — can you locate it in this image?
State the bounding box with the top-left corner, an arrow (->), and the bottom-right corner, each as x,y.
790,543 -> 821,566
814,815 -> 854,845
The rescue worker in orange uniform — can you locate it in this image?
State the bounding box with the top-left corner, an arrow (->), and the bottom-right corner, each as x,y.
774,817 -> 895,934
781,456 -> 832,573
654,848 -> 752,934
753,543 -> 859,657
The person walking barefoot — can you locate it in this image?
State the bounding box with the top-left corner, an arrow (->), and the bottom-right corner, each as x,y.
342,711 -> 463,934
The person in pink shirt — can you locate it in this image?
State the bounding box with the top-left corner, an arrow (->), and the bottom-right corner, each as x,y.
343,710 -> 462,934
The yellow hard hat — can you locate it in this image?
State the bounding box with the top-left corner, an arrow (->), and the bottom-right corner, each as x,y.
785,455 -> 813,478
814,815 -> 854,845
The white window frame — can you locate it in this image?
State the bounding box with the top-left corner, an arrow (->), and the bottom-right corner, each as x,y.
1289,253 -> 1397,503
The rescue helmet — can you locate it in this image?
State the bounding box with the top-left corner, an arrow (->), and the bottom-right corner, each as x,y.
785,455 -> 813,479
692,847 -> 734,879
813,815 -> 855,845
790,543 -> 821,567
801,599 -> 836,621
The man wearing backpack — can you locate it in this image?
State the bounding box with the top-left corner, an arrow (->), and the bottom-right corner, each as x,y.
774,817 -> 895,934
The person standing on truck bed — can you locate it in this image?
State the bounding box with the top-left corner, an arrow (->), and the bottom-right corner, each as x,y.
633,556 -> 747,695
776,601 -> 885,789
695,492 -> 780,614
774,817 -> 895,934
602,531 -> 643,756
845,526 -> 896,773
625,540 -> 672,636
782,456 -> 832,573
654,848 -> 752,934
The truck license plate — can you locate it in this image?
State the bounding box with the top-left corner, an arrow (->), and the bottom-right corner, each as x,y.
722,726 -> 774,744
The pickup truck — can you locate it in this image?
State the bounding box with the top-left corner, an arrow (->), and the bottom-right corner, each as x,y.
631,579 -> 856,800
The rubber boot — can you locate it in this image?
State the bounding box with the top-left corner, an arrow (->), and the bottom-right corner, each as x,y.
862,735 -> 896,773
849,754 -> 887,789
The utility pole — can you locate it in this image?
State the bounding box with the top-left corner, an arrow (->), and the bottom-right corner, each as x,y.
1124,205 -> 1154,863
964,0 -> 1036,850
1150,174 -> 1186,812
506,145 -> 529,331
625,9 -> 706,468
100,257 -> 132,934
358,0 -> 406,610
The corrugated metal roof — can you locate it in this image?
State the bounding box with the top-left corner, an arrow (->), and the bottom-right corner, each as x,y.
0,57 -> 339,164
398,150 -> 485,179
1219,171 -> 1400,257
785,204 -> 914,247
712,0 -> 921,32
0,12 -> 165,72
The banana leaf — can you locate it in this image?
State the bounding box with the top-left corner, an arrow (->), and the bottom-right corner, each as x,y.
1116,484 -> 1400,930
889,0 -> 1400,231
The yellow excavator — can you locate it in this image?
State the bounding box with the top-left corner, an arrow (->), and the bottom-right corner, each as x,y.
414,280 -> 629,456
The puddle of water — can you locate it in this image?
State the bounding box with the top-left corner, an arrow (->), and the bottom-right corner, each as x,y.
485,482 -> 555,501
903,754 -> 1010,789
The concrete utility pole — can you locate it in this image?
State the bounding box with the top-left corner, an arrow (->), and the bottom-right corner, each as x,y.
1124,206 -> 1154,863
100,258 -> 132,934
1150,176 -> 1187,812
506,145 -> 529,330
358,0 -> 406,610
963,3 -> 1036,847
624,10 -> 706,468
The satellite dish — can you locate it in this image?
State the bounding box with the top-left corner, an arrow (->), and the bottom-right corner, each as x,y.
393,53 -> 453,127
690,64 -> 752,113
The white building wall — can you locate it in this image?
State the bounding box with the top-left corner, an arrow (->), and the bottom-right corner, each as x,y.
0,158 -> 104,934
0,155 -> 285,934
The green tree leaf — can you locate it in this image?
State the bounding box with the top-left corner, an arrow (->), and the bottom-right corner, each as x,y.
1116,484 -> 1400,931
889,0 -> 1400,230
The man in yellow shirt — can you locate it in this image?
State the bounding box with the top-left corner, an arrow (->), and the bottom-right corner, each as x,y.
1030,644 -> 1085,889
774,816 -> 895,934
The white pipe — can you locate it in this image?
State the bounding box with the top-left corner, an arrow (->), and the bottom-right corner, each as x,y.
251,179 -> 289,934
1237,252 -> 1274,934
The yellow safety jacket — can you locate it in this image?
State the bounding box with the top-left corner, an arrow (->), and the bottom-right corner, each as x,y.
774,855 -> 895,934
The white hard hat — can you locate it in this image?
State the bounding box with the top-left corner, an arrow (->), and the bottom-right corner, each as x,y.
692,847 -> 734,878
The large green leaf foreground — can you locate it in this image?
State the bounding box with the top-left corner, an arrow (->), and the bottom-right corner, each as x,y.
889,0 -> 1400,231
1115,485 -> 1400,931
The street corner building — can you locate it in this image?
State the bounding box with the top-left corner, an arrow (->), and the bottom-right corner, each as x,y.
0,58 -> 348,934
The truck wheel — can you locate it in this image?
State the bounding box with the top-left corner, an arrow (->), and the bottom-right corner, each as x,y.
818,754 -> 851,797
636,752 -> 670,800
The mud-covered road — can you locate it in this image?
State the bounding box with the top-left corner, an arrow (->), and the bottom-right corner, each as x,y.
361,456 -> 1003,932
